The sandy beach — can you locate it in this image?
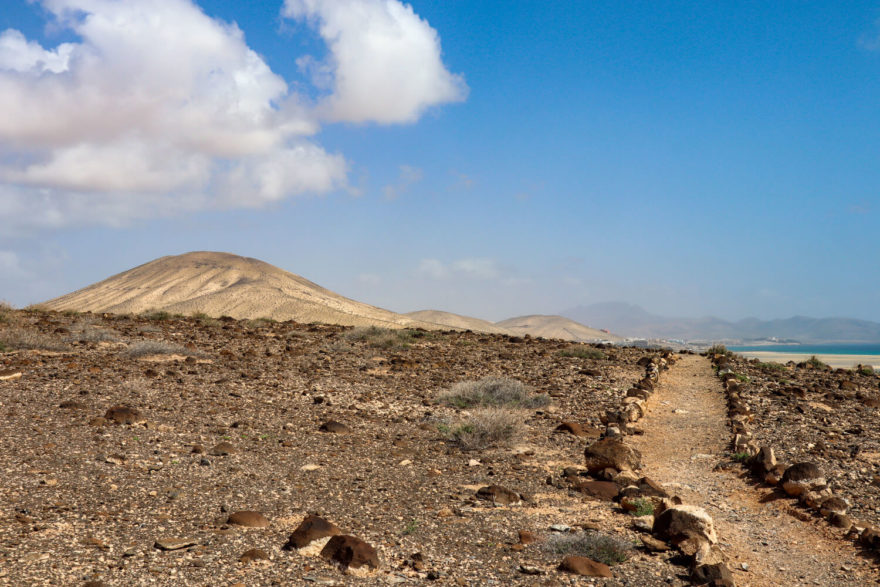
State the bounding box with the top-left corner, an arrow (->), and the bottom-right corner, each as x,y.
736,351 -> 880,370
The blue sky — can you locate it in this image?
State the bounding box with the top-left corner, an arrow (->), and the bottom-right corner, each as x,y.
1,0 -> 879,322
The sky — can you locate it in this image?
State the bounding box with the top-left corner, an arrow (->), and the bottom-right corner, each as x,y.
1,0 -> 879,323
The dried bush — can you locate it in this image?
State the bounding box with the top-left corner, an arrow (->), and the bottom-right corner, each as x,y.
126,340 -> 204,358
344,326 -> 417,350
69,325 -> 120,343
544,532 -> 632,565
0,328 -> 67,351
439,408 -> 522,450
438,376 -> 549,409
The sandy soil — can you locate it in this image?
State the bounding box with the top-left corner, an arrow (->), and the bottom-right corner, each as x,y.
629,354 -> 877,587
737,351 -> 880,369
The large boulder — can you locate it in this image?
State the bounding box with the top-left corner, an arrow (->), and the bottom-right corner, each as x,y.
781,462 -> 826,497
584,438 -> 641,473
652,505 -> 718,548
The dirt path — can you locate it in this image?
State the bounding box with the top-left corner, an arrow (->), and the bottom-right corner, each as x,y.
629,354 -> 878,587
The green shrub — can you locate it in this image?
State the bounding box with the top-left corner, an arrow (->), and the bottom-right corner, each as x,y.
629,498 -> 654,517
438,376 -> 550,409
544,532 -> 632,565
757,361 -> 787,373
856,365 -> 876,376
440,408 -> 522,450
804,355 -> 829,370
706,344 -> 730,356
557,347 -> 605,360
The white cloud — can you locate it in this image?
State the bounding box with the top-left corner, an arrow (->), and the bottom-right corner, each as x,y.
382,165 -> 422,200
451,258 -> 501,280
0,0 -> 463,233
283,0 -> 467,123
0,250 -> 25,276
417,258 -> 449,280
417,257 -> 503,281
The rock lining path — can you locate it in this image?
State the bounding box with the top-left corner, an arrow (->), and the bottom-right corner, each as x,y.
629,354 -> 877,586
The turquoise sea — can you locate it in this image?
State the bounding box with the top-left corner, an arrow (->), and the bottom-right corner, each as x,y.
729,343 -> 880,355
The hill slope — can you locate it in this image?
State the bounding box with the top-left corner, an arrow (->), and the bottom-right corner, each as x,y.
40,251 -> 439,329
495,314 -> 622,342
405,310 -> 512,334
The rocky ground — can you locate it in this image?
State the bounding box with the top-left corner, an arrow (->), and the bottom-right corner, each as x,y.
717,352 -> 880,531
0,308 -> 699,586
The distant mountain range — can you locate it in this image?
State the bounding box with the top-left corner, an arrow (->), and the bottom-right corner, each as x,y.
562,302 -> 880,343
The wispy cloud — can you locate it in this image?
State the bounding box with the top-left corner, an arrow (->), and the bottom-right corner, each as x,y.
382,165 -> 423,200
0,0 -> 466,233
417,257 -> 503,280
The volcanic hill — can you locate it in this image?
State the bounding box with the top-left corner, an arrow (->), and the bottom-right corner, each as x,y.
40,252 -> 439,329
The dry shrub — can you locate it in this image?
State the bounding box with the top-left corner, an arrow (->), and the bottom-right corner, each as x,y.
126,340 -> 204,358
344,326 -> 416,350
440,408 -> 522,450
544,532 -> 632,565
0,328 -> 67,351
439,376 -> 549,409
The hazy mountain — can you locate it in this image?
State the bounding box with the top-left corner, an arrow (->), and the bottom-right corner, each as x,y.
495,315 -> 622,342
40,252 -> 440,330
563,302 -> 880,343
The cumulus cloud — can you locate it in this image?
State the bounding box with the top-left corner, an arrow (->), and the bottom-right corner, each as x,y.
283,0 -> 467,123
0,0 -> 463,232
382,165 -> 422,200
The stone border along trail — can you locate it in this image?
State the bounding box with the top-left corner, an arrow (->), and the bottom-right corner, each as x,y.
629,353 -> 877,587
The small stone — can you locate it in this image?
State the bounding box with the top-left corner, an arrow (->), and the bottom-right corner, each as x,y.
640,535 -> 670,552
154,537 -> 197,551
549,524 -> 571,533
227,511 -> 270,528
781,462 -> 826,497
300,464 -> 321,471
319,420 -> 350,434
518,565 -> 544,575
518,530 -> 540,545
574,480 -> 619,501
555,421 -> 587,437
558,555 -> 612,577
0,369 -> 22,381
239,548 -> 269,563
476,485 -> 521,506
584,438 -> 641,473
209,441 -> 235,456
104,405 -> 140,425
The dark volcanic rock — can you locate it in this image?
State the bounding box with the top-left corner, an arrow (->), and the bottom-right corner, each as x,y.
319,420 -> 351,434
320,535 -> 380,570
104,405 -> 140,425
283,515 -> 341,550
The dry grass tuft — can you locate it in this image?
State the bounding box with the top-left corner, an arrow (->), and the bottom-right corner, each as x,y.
439,408 -> 523,450
0,328 -> 67,351
126,340 -> 205,358
438,376 -> 549,409
544,532 -> 632,565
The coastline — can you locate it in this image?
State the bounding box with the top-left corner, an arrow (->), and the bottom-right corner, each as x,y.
736,350 -> 880,370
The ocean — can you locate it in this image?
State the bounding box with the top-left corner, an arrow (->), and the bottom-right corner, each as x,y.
729,343 -> 880,356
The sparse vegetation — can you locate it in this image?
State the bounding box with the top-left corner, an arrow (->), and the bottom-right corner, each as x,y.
628,498 -> 654,517
856,365 -> 876,376
402,519 -> 420,535
142,310 -> 172,321
126,340 -> 205,358
544,532 -> 632,565
439,408 -> 522,450
803,355 -> 829,370
190,312 -> 219,327
68,325 -> 120,343
0,328 -> 67,351
732,452 -> 751,463
344,326 -> 419,350
734,373 -> 750,383
757,361 -> 788,373
706,344 -> 730,356
438,376 -> 550,409
557,347 -> 605,360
